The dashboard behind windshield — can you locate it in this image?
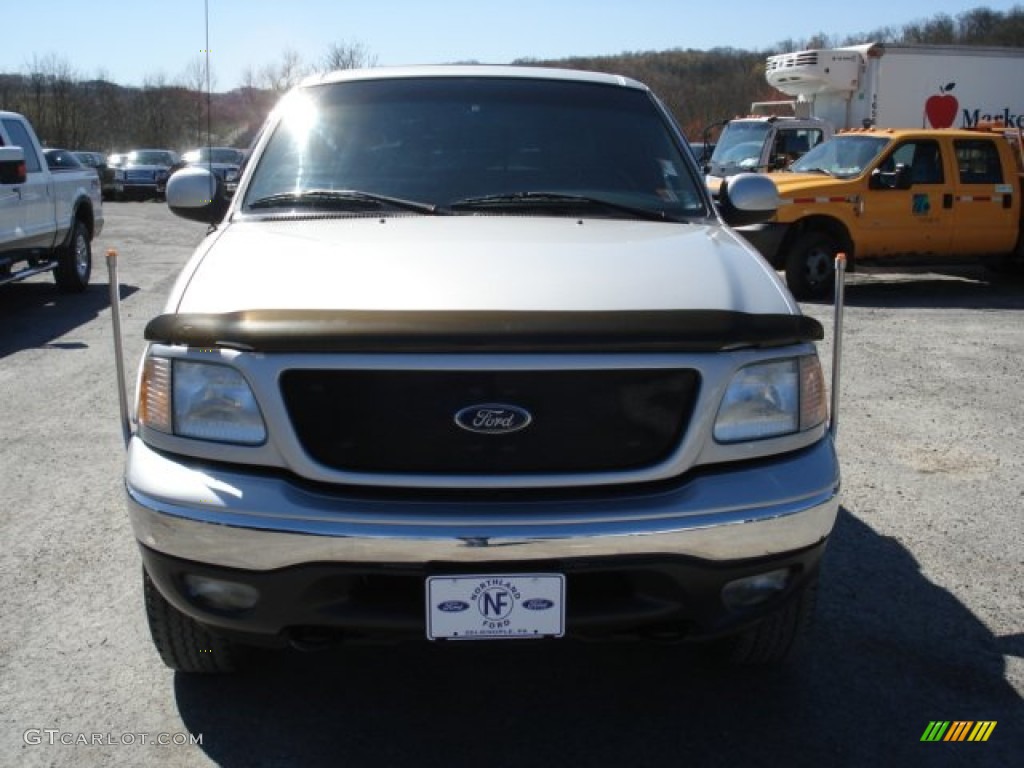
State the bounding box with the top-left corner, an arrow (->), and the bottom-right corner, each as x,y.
790,136 -> 890,178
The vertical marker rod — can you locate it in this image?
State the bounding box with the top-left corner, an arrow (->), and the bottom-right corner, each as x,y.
830,252 -> 847,438
106,248 -> 132,447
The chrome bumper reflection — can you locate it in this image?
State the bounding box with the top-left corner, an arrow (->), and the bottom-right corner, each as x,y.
126,437 -> 840,571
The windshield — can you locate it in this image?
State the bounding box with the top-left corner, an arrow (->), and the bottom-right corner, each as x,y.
129,151 -> 175,166
186,147 -> 244,165
790,136 -> 891,178
242,77 -> 706,219
707,121 -> 771,176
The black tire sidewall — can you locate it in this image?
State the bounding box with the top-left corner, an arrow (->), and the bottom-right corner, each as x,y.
785,231 -> 838,301
54,219 -> 91,293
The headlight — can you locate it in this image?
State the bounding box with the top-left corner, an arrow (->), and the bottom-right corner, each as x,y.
138,357 -> 266,445
714,356 -> 826,443
226,169 -> 239,182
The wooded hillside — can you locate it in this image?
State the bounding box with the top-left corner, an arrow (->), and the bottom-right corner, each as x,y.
1,5 -> 1021,152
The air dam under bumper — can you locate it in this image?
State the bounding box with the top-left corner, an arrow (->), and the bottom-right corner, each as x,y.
125,436 -> 840,570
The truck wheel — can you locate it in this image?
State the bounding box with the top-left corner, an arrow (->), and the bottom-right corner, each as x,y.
54,219 -> 92,293
143,568 -> 242,674
785,231 -> 837,301
720,573 -> 819,666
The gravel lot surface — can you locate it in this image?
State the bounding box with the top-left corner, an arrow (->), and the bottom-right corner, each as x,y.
2,202 -> 1021,767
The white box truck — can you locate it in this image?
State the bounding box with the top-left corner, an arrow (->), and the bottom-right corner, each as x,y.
705,43 -> 1024,186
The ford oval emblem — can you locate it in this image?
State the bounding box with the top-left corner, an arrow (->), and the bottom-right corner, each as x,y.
522,598 -> 554,611
437,600 -> 470,613
454,404 -> 532,435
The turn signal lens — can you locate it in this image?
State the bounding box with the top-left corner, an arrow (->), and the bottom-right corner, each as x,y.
138,357 -> 172,433
799,356 -> 828,431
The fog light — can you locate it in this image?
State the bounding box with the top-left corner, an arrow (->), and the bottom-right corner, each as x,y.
183,574 -> 260,611
722,569 -> 791,610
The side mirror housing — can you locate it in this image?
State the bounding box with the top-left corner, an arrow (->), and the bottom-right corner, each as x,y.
0,146 -> 27,185
717,173 -> 780,227
166,166 -> 228,224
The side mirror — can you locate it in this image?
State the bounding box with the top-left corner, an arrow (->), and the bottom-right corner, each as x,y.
166,166 -> 228,224
0,146 -> 27,185
717,173 -> 779,227
869,163 -> 913,191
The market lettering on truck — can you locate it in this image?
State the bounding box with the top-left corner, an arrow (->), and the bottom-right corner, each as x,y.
922,81 -> 1024,129
962,108 -> 1024,129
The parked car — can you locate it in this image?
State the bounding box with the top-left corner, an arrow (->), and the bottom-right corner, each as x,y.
180,146 -> 245,194
44,148 -> 86,171
74,151 -> 117,200
1,112 -> 103,291
113,149 -> 180,200
125,66 -> 838,674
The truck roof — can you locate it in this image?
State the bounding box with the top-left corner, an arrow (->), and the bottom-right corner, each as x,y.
300,65 -> 650,92
835,125 -> 1021,141
845,41 -> 1024,60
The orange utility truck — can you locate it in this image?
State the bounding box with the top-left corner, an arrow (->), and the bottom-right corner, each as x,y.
739,124 -> 1024,299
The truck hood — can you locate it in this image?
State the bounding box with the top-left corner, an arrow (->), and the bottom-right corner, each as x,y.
768,173 -> 858,199
170,216 -> 796,315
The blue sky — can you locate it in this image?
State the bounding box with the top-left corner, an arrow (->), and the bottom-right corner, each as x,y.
3,1 -> 1021,90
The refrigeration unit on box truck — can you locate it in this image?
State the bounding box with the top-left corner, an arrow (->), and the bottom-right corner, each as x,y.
706,43 -> 1024,185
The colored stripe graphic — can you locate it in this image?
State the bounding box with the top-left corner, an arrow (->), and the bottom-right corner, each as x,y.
922,721 -> 997,742
945,721 -> 973,741
968,722 -> 997,742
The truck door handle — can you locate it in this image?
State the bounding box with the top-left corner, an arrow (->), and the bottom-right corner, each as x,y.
943,193 -> 953,209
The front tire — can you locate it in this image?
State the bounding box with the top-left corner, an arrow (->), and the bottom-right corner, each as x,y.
785,231 -> 839,301
720,574 -> 819,666
143,568 -> 242,674
54,219 -> 92,293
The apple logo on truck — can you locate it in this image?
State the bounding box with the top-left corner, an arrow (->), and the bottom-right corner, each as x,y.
925,83 -> 959,128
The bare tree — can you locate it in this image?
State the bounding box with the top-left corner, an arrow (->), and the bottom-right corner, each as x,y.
259,48 -> 307,94
181,56 -> 218,146
18,54 -> 84,148
320,41 -> 378,73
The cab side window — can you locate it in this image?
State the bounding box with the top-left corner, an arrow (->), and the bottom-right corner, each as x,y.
884,140 -> 944,185
0,119 -> 41,173
955,140 -> 1003,185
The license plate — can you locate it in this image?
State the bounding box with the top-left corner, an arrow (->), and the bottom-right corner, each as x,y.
426,574 -> 565,640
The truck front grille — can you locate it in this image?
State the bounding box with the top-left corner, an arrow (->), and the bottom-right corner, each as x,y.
280,368 -> 699,474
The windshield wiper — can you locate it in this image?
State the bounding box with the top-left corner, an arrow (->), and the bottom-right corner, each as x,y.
793,167 -> 832,176
247,189 -> 438,214
447,192 -> 671,222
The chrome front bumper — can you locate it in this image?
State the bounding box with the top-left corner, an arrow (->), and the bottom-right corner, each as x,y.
125,436 -> 840,571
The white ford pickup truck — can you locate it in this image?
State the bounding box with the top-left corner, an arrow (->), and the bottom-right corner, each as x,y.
118,67 -> 841,673
0,111 -> 103,291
